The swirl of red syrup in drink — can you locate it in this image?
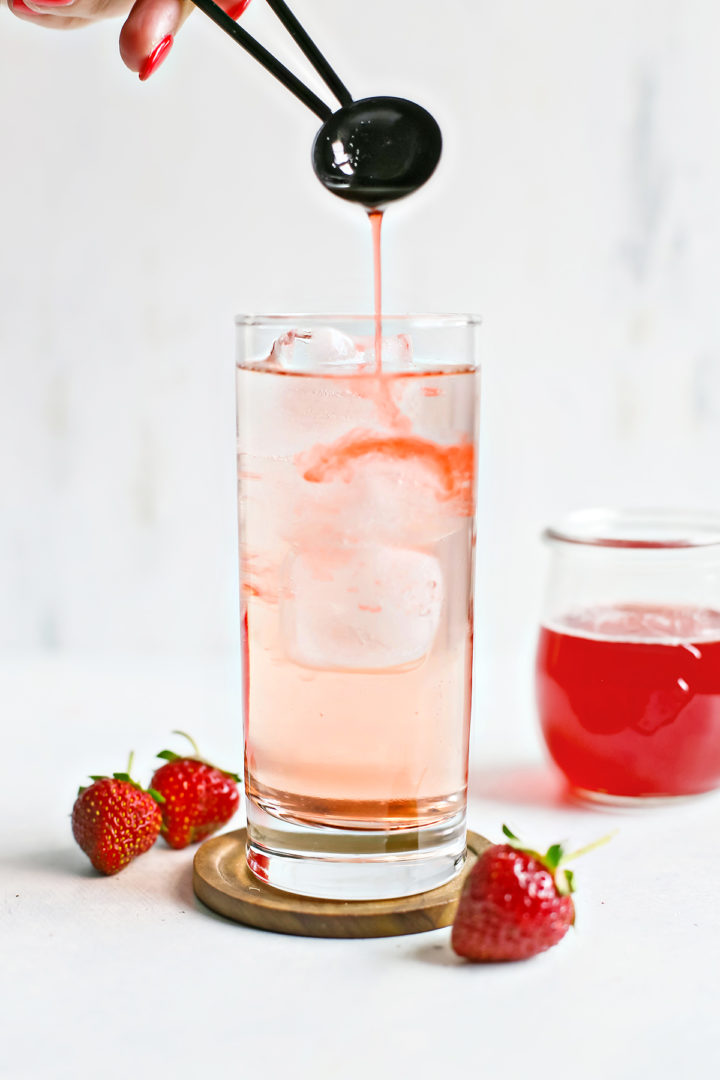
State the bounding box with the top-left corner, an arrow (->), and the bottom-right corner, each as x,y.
298,429 -> 475,516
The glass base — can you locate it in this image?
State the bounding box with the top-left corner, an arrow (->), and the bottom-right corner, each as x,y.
570,786 -> 718,809
245,800 -> 467,901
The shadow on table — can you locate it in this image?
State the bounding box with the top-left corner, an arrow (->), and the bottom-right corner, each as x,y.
411,941 -> 467,968
4,846 -> 97,877
469,762 -> 575,809
411,940 -> 519,969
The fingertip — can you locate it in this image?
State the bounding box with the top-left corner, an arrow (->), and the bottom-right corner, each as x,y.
119,0 -> 185,73
119,25 -> 142,73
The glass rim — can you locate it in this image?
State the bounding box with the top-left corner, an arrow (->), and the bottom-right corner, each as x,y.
544,508 -> 720,550
235,313 -> 482,328
236,313 -> 481,376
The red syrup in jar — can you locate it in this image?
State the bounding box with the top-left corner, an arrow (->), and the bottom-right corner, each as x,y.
536,604 -> 720,798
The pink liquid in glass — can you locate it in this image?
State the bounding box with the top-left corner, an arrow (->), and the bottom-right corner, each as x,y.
238,353 -> 477,831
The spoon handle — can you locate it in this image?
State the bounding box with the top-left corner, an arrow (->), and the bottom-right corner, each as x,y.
264,0 -> 353,108
191,0 -> 332,120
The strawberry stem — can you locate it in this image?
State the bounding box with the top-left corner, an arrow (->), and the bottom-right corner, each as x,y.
157,731 -> 241,782
561,831 -> 617,864
172,731 -> 202,759
127,750 -> 135,778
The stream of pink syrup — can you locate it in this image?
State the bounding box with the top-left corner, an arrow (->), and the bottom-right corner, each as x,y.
366,210 -> 412,432
292,209 -> 475,502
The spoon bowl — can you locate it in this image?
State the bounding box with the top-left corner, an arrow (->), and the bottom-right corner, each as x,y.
312,96 -> 442,208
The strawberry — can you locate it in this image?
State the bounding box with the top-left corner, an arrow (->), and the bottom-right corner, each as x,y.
71,754 -> 164,875
151,731 -> 241,850
451,825 -> 604,962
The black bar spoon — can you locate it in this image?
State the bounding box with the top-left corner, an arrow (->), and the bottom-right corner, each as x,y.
190,0 -> 442,208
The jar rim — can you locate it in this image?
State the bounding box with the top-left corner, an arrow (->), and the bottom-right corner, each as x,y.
544,508 -> 720,549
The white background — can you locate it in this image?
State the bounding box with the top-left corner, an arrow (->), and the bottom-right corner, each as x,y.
3,0 -> 720,674
2,3 -> 720,1078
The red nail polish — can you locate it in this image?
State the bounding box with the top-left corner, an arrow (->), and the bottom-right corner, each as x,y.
11,0 -> 36,14
139,35 -> 173,82
226,0 -> 251,19
28,0 -> 75,6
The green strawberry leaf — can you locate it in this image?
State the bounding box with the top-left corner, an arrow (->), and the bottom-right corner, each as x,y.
222,770 -> 242,784
148,787 -> 166,804
157,750 -> 181,762
113,772 -> 132,782
544,843 -> 565,870
89,775 -> 108,782
502,824 -> 519,842
554,868 -> 575,896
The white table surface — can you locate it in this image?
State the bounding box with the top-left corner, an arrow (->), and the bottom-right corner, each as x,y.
3,654 -> 719,1080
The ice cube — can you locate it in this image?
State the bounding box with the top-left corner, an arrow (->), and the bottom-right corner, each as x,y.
265,328 -> 358,370
280,545 -> 443,671
266,330 -> 296,367
295,328 -> 358,367
355,333 -> 413,370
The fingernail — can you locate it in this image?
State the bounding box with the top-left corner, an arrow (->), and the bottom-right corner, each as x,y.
139,35 -> 173,82
226,0 -> 251,19
28,0 -> 76,6
11,0 -> 36,13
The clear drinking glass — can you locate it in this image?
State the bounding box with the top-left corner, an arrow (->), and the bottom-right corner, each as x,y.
236,315 -> 480,899
536,508 -> 720,805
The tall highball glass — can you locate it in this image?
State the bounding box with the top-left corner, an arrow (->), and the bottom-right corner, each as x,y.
236,315 -> 480,899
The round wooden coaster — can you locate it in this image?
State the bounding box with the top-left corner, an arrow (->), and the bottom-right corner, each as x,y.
193,828 -> 490,938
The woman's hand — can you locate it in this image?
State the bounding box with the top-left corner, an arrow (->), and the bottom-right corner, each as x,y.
5,0 -> 251,80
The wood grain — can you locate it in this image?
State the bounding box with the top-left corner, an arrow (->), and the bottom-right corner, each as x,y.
193,828 -> 490,938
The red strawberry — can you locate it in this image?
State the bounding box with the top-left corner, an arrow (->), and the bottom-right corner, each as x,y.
452,825 -> 582,962
72,755 -> 164,875
151,731 -> 241,850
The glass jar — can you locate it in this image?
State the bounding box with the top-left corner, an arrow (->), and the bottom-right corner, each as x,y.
535,508 -> 720,804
